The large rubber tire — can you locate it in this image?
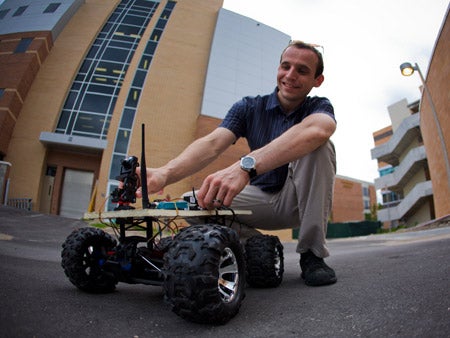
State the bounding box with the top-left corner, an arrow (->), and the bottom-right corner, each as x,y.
245,234 -> 284,288
163,224 -> 246,324
61,227 -> 118,293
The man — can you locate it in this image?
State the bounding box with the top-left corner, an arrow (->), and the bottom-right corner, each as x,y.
137,40 -> 337,286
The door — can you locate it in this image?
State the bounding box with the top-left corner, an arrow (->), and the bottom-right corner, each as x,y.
60,169 -> 94,219
40,166 -> 56,214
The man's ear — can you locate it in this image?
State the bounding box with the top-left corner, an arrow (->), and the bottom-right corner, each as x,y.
314,74 -> 325,87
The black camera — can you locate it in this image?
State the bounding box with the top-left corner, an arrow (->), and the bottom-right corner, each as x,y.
111,156 -> 139,204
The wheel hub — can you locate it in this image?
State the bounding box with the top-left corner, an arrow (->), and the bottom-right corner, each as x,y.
218,247 -> 239,303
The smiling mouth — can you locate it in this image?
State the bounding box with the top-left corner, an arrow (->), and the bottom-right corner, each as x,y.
282,81 -> 299,89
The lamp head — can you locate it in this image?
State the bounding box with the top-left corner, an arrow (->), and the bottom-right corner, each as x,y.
400,62 -> 415,76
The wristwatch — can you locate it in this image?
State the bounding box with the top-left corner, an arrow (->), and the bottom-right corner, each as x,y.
240,155 -> 257,179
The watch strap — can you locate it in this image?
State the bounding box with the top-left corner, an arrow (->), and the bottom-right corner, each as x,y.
248,168 -> 257,179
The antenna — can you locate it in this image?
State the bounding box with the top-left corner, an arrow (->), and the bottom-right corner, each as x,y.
140,123 -> 150,209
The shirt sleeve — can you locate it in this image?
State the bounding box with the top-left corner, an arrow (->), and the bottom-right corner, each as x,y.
219,98 -> 249,139
307,96 -> 335,123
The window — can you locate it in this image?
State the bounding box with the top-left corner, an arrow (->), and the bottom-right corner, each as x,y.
144,41 -> 157,55
80,93 -> 110,113
120,108 -> 135,129
73,113 -> 105,135
379,166 -> 395,177
56,110 -> 71,131
382,191 -> 401,204
114,129 -> 130,154
56,0 -> 160,142
132,70 -> 146,87
117,24 -> 141,36
0,9 -> 10,20
362,186 -> 369,197
45,166 -> 57,177
102,47 -> 131,63
15,38 -> 33,53
109,155 -> 123,180
44,3 -> 61,14
87,83 -> 115,95
13,6 -> 28,17
125,89 -> 141,108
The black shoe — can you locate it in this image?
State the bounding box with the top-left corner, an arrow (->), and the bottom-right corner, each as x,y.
300,251 -> 337,286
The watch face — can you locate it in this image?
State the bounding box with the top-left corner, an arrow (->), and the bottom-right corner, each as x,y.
241,156 -> 255,169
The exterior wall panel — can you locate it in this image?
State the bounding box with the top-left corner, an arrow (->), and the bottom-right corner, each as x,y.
421,9 -> 450,216
332,176 -> 376,223
3,0 -> 118,209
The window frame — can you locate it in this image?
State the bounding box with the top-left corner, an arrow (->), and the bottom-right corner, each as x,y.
43,3 -> 61,14
13,6 -> 28,17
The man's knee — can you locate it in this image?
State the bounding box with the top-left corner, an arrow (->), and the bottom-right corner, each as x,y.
290,141 -> 336,179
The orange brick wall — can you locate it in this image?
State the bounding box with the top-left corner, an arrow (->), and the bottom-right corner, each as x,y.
373,126 -> 392,147
0,31 -> 52,156
331,176 -> 375,222
420,10 -> 450,217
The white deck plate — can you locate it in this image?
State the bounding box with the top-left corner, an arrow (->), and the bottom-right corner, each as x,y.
84,208 -> 251,220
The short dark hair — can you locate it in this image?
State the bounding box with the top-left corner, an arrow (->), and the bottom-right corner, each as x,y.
280,40 -> 324,78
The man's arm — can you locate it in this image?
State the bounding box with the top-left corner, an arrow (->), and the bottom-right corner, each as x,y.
250,113 -> 336,174
137,127 -> 236,196
197,113 -> 336,208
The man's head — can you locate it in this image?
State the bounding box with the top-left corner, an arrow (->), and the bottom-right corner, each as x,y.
277,41 -> 325,112
280,40 -> 324,78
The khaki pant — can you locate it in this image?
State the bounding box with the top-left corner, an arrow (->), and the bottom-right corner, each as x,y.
185,141 -> 336,258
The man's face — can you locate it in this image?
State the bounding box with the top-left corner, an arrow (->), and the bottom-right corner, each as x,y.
277,46 -> 324,111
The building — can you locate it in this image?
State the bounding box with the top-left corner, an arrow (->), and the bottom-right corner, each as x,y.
372,99 -> 433,228
419,6 -> 450,218
331,175 -> 377,223
0,0 -> 290,218
371,7 -> 449,227
0,0 -> 384,242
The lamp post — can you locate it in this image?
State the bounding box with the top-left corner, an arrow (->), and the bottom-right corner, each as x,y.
400,62 -> 450,191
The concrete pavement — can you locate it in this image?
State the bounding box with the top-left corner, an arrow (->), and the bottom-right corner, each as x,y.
0,205 -> 449,337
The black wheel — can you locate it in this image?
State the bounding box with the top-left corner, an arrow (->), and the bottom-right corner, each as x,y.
156,236 -> 173,252
245,234 -> 284,288
163,224 -> 246,324
61,227 -> 118,293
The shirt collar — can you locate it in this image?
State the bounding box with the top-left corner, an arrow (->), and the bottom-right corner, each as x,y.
267,87 -> 309,117
266,87 -> 281,111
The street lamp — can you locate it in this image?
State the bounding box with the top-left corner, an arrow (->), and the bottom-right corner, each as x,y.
400,62 -> 450,190
400,62 -> 416,76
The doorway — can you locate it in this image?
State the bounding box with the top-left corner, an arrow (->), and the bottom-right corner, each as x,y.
40,166 -> 56,214
60,169 -> 94,219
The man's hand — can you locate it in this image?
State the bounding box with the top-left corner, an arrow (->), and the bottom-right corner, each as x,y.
196,162 -> 249,209
134,167 -> 167,198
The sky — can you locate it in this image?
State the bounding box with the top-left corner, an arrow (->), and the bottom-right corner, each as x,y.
0,0 -> 447,183
223,0 -> 449,183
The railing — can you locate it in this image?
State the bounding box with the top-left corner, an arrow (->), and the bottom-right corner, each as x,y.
379,200 -> 401,209
371,113 -> 420,162
374,146 -> 427,191
7,198 -> 33,211
376,181 -> 433,222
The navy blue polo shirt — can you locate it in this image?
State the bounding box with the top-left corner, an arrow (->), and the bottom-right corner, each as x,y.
220,88 -> 335,193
